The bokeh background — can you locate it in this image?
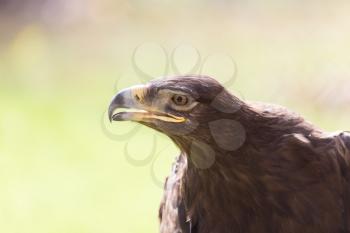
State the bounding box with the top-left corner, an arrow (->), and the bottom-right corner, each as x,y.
1,0 -> 349,232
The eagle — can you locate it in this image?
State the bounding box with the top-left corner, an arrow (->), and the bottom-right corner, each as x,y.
108,75 -> 350,233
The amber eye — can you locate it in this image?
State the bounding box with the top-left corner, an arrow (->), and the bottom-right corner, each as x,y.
172,94 -> 188,106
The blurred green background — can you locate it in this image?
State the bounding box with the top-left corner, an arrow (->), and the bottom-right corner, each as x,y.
0,0 -> 349,232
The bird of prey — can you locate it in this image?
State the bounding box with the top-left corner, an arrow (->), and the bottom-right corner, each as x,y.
108,75 -> 350,233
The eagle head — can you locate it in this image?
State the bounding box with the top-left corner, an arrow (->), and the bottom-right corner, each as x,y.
108,75 -> 245,164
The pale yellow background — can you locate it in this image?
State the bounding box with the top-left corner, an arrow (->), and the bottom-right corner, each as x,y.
0,1 -> 349,232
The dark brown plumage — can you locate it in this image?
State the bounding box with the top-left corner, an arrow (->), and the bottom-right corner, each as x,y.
108,75 -> 350,233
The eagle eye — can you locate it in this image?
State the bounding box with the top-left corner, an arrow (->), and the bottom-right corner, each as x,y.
172,94 -> 188,106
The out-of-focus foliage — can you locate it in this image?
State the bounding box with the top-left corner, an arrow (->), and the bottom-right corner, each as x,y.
0,1 -> 349,233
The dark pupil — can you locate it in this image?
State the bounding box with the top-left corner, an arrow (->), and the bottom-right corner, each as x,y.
173,95 -> 187,105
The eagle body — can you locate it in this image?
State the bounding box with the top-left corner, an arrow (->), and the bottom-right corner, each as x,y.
108,76 -> 350,233
159,104 -> 350,233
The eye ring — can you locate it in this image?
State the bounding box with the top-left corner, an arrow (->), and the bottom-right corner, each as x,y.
172,94 -> 189,106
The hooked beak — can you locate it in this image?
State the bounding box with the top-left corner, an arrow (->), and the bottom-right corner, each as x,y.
108,85 -> 185,123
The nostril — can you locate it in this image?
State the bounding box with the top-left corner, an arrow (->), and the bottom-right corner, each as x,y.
135,94 -> 140,101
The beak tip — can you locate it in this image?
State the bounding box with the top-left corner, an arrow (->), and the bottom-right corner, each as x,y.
108,85 -> 141,123
108,91 -> 124,123
108,106 -> 115,123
